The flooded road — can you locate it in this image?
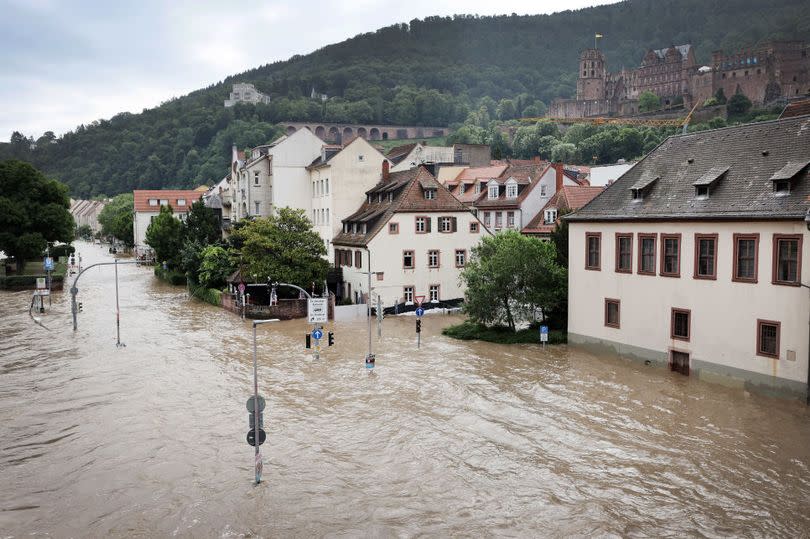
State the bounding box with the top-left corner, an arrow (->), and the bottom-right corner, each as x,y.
2,242 -> 810,537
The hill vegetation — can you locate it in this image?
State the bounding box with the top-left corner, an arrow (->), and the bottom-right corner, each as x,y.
2,0 -> 808,197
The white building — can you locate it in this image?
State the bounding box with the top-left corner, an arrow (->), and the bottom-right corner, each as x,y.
588,162 -> 635,187
224,83 -> 271,107
567,116 -> 810,400
231,128 -> 325,221
332,167 -> 489,306
133,190 -> 203,252
307,137 -> 388,258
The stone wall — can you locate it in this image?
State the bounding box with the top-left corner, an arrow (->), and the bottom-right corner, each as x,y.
222,294 -> 335,320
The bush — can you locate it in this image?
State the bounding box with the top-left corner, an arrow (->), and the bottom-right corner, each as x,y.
154,265 -> 187,285
50,244 -> 75,258
442,320 -> 567,345
191,285 -> 222,306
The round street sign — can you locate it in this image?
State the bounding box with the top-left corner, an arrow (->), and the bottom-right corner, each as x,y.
238,282 -> 246,294
246,395 -> 266,412
312,328 -> 323,340
415,307 -> 425,317
247,428 -> 266,447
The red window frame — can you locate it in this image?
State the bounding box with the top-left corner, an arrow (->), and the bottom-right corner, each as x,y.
659,233 -> 681,277
671,308 -> 691,341
772,234 -> 802,287
402,250 -> 414,269
693,233 -> 718,280
732,233 -> 759,283
756,319 -> 780,359
615,232 -> 633,273
604,298 -> 620,328
585,232 -> 601,271
638,233 -> 657,276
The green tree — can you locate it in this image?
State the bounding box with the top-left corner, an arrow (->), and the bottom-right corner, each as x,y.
231,207 -> 328,288
76,224 -> 93,239
550,142 -> 578,163
0,160 -> 73,271
714,87 -> 728,104
727,91 -> 753,116
460,230 -> 566,332
183,199 -> 221,245
496,98 -> 517,120
638,91 -> 661,112
198,245 -> 234,289
97,193 -> 134,246
145,205 -> 185,268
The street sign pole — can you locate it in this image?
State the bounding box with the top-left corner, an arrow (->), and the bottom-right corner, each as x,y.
376,295 -> 382,338
114,258 -> 123,347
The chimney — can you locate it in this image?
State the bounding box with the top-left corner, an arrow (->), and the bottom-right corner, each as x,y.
382,160 -> 390,181
553,163 -> 564,193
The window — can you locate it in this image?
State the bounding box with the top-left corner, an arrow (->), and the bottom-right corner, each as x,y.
439,216 -> 452,232
757,319 -> 780,358
507,212 -> 515,228
358,155 -> 365,162
415,216 -> 427,233
774,180 -> 790,194
604,298 -> 620,328
615,233 -> 633,273
325,179 -> 329,194
660,234 -> 681,277
638,234 -> 656,275
177,198 -> 186,206
470,221 -> 479,233
483,212 -> 491,227
455,249 -> 466,267
733,233 -> 759,283
403,250 -> 414,269
254,171 -> 260,185
773,234 -> 802,286
403,286 -> 414,304
506,182 -> 518,198
424,189 -> 436,200
428,250 -> 440,268
488,182 -> 499,199
255,201 -> 260,214
355,250 -> 362,269
544,209 -> 557,224
694,234 -> 718,279
540,185 -> 547,196
389,222 -> 399,234
495,212 -> 503,229
475,183 -> 482,194
695,185 -> 709,198
149,198 -> 158,206
671,308 -> 690,341
459,184 -> 466,195
376,272 -> 384,281
429,285 -> 440,302
159,199 -> 168,206
585,232 -> 601,270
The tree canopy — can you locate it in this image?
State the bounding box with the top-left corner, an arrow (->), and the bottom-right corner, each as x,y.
460,230 -> 566,331
97,193 -> 134,246
0,160 -> 73,270
145,205 -> 185,268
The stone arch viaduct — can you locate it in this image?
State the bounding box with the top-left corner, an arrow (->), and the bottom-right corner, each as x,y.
283,122 -> 450,144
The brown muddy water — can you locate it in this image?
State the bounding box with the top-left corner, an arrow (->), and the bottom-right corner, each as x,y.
1,242 -> 809,537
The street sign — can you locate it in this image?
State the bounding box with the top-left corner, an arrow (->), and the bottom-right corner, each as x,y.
312,328 -> 323,340
36,278 -> 46,289
247,428 -> 266,446
307,298 -> 328,323
246,395 -> 266,412
415,295 -> 425,307
540,325 -> 549,343
238,282 -> 246,294
415,307 -> 425,317
43,257 -> 54,271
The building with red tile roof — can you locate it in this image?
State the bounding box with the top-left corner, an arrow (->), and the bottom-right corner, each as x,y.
522,185 -> 605,237
132,189 -> 203,250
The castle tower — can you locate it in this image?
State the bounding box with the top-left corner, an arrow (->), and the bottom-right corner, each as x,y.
576,48 -> 607,100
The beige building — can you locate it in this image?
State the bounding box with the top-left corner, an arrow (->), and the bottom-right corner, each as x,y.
567,116 -> 810,399
307,137 -> 388,258
332,167 -> 489,306
224,83 -> 271,107
70,199 -> 106,233
132,190 -> 203,253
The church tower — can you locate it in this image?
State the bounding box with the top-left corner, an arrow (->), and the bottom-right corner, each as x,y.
576,49 -> 607,100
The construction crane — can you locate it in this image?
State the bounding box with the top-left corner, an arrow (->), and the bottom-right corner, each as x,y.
521,101 -> 702,132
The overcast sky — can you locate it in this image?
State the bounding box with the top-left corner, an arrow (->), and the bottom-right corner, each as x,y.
0,0 -> 614,141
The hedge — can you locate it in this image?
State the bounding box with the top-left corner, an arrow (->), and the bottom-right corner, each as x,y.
442,320 -> 567,345
153,266 -> 187,285
191,286 -> 222,306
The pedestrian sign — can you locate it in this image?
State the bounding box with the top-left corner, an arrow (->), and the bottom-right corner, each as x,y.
540,325 -> 549,343
307,298 -> 328,323
415,307 -> 425,317
312,328 -> 323,340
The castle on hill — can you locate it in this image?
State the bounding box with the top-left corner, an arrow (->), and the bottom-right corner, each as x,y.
549,40 -> 810,118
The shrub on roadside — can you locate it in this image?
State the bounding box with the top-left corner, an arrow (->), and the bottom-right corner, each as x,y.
442,320 -> 566,345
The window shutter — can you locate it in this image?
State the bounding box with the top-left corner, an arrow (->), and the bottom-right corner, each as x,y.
426,217 -> 432,232
451,217 -> 457,232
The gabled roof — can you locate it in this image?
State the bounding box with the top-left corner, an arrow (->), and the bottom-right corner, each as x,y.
473,163 -> 551,209
386,143 -> 418,164
769,160 -> 809,181
568,116 -> 810,222
133,190 -> 203,213
523,186 -> 605,235
333,167 -> 470,247
450,164 -> 509,184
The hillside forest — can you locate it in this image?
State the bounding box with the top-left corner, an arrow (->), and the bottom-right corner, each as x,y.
1,0 -> 808,198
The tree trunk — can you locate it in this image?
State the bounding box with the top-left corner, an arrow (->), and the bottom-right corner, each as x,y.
503,296 -> 515,332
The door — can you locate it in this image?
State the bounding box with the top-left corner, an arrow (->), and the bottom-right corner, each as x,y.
670,351 -> 690,376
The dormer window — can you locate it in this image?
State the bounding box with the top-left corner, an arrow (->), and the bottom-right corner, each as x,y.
378,193 -> 383,203
367,194 -> 371,203
352,223 -> 357,234
770,160 -> 809,196
388,192 -> 393,202
424,189 -> 436,200
629,175 -> 659,202
148,199 -> 158,206
774,180 -> 791,195
544,208 -> 558,224
631,189 -> 644,200
459,184 -> 466,195
695,185 -> 710,199
487,180 -> 499,199
506,179 -> 518,198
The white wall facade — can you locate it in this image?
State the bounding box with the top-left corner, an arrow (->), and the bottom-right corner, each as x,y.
133,211 -> 188,250
476,166 -> 565,232
568,220 -> 810,396
310,138 -> 387,257
338,211 -> 489,306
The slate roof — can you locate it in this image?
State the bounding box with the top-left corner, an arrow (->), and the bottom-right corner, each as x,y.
332,167 -> 470,247
567,116 -> 810,222
523,186 -> 604,234
473,163 -> 551,209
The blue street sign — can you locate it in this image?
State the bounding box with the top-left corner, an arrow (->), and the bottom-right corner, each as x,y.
44,257 -> 54,271
312,328 -> 323,340
540,325 -> 549,334
415,307 -> 425,317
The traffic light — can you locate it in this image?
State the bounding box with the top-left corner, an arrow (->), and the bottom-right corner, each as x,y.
328,331 -> 334,346
416,319 -> 421,333
305,333 -> 311,349
78,302 -> 83,312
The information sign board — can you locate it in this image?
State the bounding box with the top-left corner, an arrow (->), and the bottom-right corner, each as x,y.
308,298 -> 328,323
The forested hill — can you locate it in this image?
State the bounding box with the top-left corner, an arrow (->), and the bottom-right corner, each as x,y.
3,0 -> 808,198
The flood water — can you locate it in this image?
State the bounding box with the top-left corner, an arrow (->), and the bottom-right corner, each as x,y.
2,242 -> 810,537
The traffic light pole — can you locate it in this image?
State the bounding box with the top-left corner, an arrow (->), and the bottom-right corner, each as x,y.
70,260 -> 141,332
252,318 -> 279,484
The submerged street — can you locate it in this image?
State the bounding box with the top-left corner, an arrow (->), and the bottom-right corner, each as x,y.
2,243 -> 810,536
